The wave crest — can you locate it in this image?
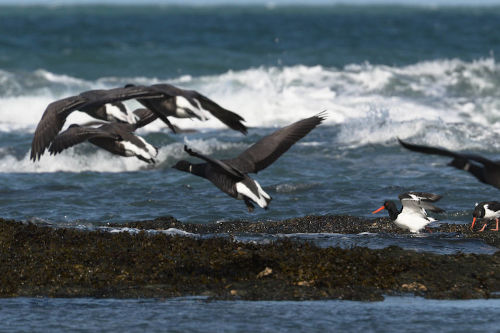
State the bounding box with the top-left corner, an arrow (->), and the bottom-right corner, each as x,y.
1,57 -> 500,150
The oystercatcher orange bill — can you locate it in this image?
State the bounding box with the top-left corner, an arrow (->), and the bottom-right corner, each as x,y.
372,205 -> 385,214
471,217 -> 477,230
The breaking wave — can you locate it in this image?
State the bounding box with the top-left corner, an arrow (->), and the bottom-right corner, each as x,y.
1,57 -> 500,158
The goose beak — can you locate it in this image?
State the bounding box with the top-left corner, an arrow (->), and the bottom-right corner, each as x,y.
471,217 -> 476,230
372,205 -> 385,214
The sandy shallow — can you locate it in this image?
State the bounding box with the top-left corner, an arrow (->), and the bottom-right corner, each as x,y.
1,216 -> 499,301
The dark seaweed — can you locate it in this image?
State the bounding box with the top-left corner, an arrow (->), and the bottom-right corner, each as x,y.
1,217 -> 499,301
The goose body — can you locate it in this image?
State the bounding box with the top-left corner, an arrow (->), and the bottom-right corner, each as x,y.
31,85 -> 164,161
48,109 -> 158,164
94,102 -> 139,124
128,83 -> 246,134
398,138 -> 500,189
173,113 -> 325,211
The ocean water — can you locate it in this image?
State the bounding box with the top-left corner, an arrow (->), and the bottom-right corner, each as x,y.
1,4 -> 500,242
1,296 -> 499,332
1,5 -> 500,226
1,4 -> 500,330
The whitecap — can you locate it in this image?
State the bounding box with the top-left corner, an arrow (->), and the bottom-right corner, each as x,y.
1,58 -> 500,150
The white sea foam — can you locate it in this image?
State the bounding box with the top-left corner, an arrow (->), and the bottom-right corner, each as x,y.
0,137 -> 245,173
0,148 -> 151,173
1,57 -> 500,151
105,227 -> 195,236
274,182 -> 321,193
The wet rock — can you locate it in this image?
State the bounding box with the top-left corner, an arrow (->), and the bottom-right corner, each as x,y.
1,217 -> 499,301
256,267 -> 273,279
113,215 -> 500,249
401,282 -> 427,292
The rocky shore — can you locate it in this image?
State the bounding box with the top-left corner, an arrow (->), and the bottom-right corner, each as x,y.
115,215 -> 500,248
0,216 -> 499,301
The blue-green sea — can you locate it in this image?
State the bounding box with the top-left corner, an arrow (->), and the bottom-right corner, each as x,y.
0,296 -> 499,332
1,4 -> 500,331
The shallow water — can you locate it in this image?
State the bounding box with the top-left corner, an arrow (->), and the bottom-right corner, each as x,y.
233,232 -> 500,255
1,4 -> 500,254
95,225 -> 499,254
0,296 -> 499,332
0,4 -> 499,330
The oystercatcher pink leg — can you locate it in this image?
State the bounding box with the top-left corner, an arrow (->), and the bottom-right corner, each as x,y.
479,223 -> 488,232
491,218 -> 499,231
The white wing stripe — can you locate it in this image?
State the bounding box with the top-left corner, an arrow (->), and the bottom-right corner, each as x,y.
235,180 -> 270,208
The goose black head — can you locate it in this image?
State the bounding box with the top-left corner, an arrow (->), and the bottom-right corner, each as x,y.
448,158 -> 470,171
172,160 -> 192,173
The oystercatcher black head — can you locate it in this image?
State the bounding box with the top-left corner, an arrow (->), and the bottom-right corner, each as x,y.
372,192 -> 444,233
372,200 -> 399,220
471,201 -> 500,232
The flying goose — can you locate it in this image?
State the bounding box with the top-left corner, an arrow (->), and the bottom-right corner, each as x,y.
31,84 -> 247,161
30,85 -> 165,161
126,83 -> 247,135
48,108 -> 158,164
398,138 -> 500,189
372,192 -> 444,233
172,113 -> 325,211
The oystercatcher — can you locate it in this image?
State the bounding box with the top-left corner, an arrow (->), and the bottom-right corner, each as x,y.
472,201 -> 500,232
372,192 -> 444,233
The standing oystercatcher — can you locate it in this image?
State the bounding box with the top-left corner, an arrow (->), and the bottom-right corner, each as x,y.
472,201 -> 500,232
372,192 -> 444,233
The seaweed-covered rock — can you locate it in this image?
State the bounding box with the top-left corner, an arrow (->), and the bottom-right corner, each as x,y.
1,218 -> 499,300
114,215 -> 500,248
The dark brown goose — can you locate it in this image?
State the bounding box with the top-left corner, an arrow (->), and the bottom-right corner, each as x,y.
398,138 -> 500,189
48,108 -> 158,164
126,83 -> 247,135
172,113 -> 325,211
31,84 -> 247,161
30,85 -> 165,161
